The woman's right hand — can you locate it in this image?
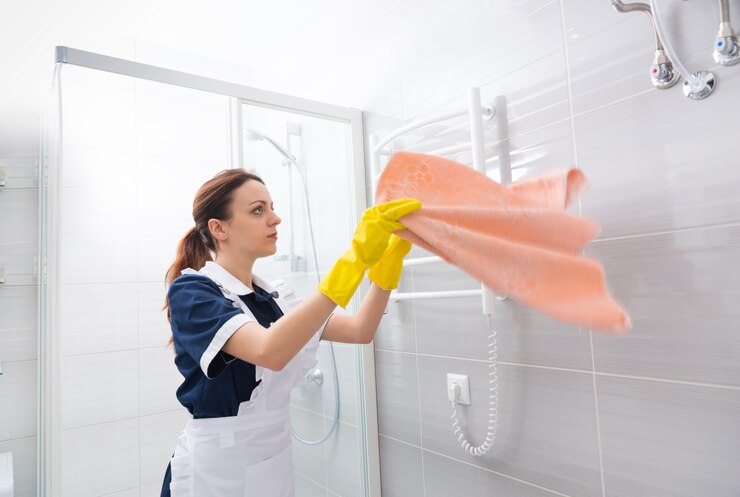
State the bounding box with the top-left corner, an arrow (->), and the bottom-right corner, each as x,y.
317,198 -> 421,307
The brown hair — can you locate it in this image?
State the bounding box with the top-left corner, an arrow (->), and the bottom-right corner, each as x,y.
164,169 -> 265,346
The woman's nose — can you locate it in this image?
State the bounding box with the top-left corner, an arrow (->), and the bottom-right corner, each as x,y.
271,212 -> 281,226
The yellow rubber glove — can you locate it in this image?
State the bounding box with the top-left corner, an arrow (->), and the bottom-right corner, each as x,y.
318,198 -> 422,307
367,234 -> 413,290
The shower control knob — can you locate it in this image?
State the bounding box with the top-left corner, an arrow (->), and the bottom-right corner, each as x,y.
714,36 -> 740,66
715,36 -> 736,55
650,62 -> 679,88
306,368 -> 324,385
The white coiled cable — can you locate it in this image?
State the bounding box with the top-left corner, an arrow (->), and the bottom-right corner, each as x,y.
449,316 -> 498,457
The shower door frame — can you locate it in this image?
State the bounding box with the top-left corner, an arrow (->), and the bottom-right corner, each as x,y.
41,45 -> 381,497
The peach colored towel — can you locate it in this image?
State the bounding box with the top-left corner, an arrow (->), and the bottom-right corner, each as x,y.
375,151 -> 631,335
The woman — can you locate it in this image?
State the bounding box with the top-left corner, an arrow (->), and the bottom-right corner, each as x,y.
160,168 -> 420,497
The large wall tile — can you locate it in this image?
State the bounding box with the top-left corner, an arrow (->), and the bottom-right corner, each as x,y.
418,357 -> 602,497
60,350 -> 139,429
139,346 -> 182,416
480,50 -> 570,141
325,421 -> 362,497
373,275 -> 416,354
61,183 -> 135,219
0,361 -> 36,440
140,482 -> 163,497
140,410 -> 190,485
61,74 -> 136,155
0,186 -> 37,286
378,436 -> 423,497
0,189 -> 37,246
136,217 -> 193,283
0,436 -> 36,497
294,474 -> 327,497
321,342 -> 357,425
291,408 -> 328,488
398,0 -> 564,118
61,418 -> 139,497
59,215 -> 138,284
423,449 -> 567,497
589,225 -> 740,386
574,66 -> 740,237
597,376 -> 740,497
135,91 -> 229,164
412,262 -> 492,361
138,281 -> 171,349
493,297 -> 593,371
59,282 -> 138,356
61,145 -> 136,191
135,155 -> 226,220
0,286 -> 37,362
374,350 -> 421,445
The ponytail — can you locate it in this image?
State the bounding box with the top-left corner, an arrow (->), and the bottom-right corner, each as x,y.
163,226 -> 213,346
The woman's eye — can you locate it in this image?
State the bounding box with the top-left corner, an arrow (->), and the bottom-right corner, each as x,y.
253,206 -> 263,214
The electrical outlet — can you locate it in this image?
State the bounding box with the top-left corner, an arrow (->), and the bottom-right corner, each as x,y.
446,373 -> 470,405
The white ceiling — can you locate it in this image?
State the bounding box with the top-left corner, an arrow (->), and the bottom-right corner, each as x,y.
0,0 -> 334,148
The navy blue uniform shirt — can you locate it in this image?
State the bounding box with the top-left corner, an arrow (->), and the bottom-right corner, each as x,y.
160,272 -> 284,496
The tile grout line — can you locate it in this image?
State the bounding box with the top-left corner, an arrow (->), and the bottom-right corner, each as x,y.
502,360 -> 740,391
374,351 -> 740,391
589,329 -> 607,497
377,434 -> 576,497
557,2 -> 607,493
590,220 -> 740,243
410,266 -> 428,497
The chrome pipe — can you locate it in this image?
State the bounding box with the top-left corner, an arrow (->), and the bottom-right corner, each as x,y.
610,0 -> 662,51
610,0 -> 680,89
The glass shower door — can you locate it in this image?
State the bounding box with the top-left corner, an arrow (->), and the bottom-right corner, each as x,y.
41,62 -> 232,496
40,47 -> 377,497
240,102 -> 368,497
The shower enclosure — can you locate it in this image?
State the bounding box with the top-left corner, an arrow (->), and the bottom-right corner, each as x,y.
38,47 -> 379,497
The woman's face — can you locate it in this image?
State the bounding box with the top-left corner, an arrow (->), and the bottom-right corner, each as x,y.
219,180 -> 281,258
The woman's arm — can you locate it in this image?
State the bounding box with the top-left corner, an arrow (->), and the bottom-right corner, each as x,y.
223,282 -> 389,371
319,282 -> 391,344
223,291 -> 337,371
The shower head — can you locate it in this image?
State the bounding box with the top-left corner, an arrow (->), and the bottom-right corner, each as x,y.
245,129 -> 297,163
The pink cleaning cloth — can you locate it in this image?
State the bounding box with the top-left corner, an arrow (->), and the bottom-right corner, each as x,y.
375,151 -> 631,335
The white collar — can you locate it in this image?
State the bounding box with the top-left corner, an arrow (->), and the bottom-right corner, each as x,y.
198,261 -> 276,297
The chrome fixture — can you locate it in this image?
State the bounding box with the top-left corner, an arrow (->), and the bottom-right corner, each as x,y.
649,0 -> 716,100
609,0 -> 680,89
714,0 -> 740,66
305,368 -> 324,385
244,129 -> 297,163
245,127 -> 305,272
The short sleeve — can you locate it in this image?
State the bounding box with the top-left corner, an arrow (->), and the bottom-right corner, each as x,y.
168,274 -> 255,378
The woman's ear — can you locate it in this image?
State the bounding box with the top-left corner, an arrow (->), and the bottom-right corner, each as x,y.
208,218 -> 229,241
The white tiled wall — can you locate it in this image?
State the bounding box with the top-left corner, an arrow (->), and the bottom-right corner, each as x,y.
368,1 -> 740,496
250,1 -> 740,496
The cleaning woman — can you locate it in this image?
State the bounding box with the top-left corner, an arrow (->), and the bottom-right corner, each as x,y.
160,168 -> 420,496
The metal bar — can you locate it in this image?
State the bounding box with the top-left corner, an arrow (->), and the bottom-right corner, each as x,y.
55,46 -> 359,122
390,289 -> 483,301
371,109 -> 469,153
403,256 -> 443,266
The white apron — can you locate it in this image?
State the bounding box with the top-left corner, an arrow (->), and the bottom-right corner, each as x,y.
169,268 -> 322,497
